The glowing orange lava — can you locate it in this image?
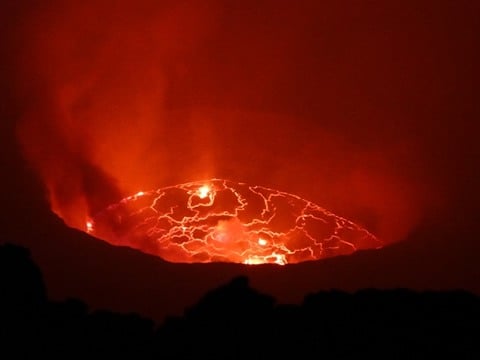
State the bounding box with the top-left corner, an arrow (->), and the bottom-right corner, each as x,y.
88,179 -> 382,265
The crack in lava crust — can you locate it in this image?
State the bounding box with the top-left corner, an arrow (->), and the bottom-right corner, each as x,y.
89,179 -> 383,265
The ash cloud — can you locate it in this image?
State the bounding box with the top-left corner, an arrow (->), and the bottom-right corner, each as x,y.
5,0 -> 479,243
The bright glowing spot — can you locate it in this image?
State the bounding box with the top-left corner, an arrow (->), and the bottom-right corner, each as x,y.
244,257 -> 265,265
86,220 -> 94,233
244,253 -> 286,266
136,191 -> 145,197
197,185 -> 210,199
258,238 -> 268,246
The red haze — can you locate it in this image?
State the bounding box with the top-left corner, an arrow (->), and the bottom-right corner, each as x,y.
9,0 -> 478,253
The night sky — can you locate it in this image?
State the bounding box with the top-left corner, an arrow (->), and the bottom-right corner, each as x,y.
1,0 -> 479,321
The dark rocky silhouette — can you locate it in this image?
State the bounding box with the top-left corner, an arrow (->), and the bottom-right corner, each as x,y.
0,243 -> 47,311
1,243 -> 479,358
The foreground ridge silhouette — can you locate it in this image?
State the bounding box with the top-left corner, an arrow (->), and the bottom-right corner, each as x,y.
1,243 -> 479,358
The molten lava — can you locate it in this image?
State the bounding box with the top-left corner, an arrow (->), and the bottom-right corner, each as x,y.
89,179 -> 382,265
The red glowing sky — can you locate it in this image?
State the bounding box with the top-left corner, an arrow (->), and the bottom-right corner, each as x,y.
8,0 -> 476,241
0,0 -> 479,319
